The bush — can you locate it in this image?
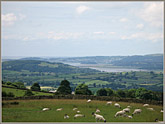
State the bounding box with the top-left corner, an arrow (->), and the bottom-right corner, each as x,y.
2,91 -> 7,97
96,88 -> 107,96
31,82 -> 41,91
10,101 -> 19,105
24,89 -> 34,96
7,92 -> 15,97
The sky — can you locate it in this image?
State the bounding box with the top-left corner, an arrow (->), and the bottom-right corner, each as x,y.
1,1 -> 164,57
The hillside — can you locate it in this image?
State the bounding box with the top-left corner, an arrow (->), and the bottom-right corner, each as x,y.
15,54 -> 163,70
111,54 -> 163,70
2,60 -> 100,74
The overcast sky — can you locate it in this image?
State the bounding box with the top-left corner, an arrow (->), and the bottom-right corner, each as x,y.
1,1 -> 164,57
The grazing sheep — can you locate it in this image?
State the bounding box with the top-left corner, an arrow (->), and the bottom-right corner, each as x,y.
147,108 -> 154,111
114,110 -> 125,117
106,101 -> 112,105
160,110 -> 164,113
114,103 -> 121,108
122,114 -> 128,117
77,110 -> 81,113
132,109 -> 142,116
123,108 -> 130,113
56,108 -> 63,111
74,114 -> 85,119
127,106 -> 131,108
123,114 -> 132,119
143,104 -> 149,107
64,114 -> 69,119
73,108 -> 78,111
87,99 -> 91,103
96,109 -> 100,113
42,108 -> 50,111
92,112 -> 106,122
127,115 -> 133,119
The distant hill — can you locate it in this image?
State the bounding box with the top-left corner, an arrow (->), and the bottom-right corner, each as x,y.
3,54 -> 163,70
2,60 -> 100,74
111,54 -> 163,70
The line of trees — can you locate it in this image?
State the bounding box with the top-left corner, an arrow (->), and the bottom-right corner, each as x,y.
96,88 -> 163,101
54,80 -> 162,101
2,80 -> 163,102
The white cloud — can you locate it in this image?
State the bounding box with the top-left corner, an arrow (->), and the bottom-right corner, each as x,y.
47,32 -> 84,40
109,32 -> 116,35
93,32 -> 104,35
121,32 -> 163,43
76,5 -> 90,14
2,13 -> 17,26
19,14 -> 26,20
136,24 -> 144,29
138,2 -> 163,27
119,18 -> 128,22
2,13 -> 26,26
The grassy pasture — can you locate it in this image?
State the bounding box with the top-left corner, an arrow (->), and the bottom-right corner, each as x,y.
2,87 -> 53,97
2,99 -> 163,122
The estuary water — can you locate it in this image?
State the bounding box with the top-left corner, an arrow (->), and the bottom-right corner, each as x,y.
64,63 -> 148,72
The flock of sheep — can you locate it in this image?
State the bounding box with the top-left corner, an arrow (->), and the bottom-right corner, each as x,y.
41,100 -> 163,122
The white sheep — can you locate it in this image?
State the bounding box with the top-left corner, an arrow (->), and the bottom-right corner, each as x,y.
122,114 -> 132,119
73,108 -> 78,111
127,106 -> 131,108
160,110 -> 164,113
127,115 -> 133,119
143,104 -> 149,107
123,108 -> 130,113
132,109 -> 142,116
96,109 -> 100,113
106,101 -> 112,105
56,108 -> 63,111
74,114 -> 85,119
114,110 -> 125,117
42,108 -> 50,111
147,108 -> 154,111
77,110 -> 81,113
114,103 -> 121,108
92,112 -> 106,122
87,99 -> 91,103
64,114 -> 69,119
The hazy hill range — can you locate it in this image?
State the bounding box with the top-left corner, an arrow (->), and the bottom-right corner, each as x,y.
111,54 -> 163,70
13,54 -> 163,70
2,60 -> 100,74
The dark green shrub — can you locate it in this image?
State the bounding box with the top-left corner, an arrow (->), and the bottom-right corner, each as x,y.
2,91 -> 7,97
24,89 -> 34,96
10,102 -> 19,105
7,92 -> 15,97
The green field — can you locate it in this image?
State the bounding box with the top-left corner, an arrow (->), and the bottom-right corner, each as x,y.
3,70 -> 163,92
2,99 -> 163,122
2,87 -> 53,97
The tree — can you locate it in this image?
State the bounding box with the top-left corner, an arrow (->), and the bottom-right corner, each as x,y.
31,82 -> 41,91
13,82 -> 26,89
56,80 -> 72,95
2,91 -> 7,97
116,89 -> 126,98
75,83 -> 92,95
106,88 -> 114,96
24,89 -> 34,96
96,88 -> 107,96
7,92 -> 15,97
93,83 -> 96,88
127,89 -> 136,98
135,88 -> 153,100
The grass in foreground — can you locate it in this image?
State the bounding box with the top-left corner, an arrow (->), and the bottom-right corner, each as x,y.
2,99 -> 163,122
